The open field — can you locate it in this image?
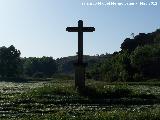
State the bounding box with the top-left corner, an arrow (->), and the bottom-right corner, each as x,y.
0,79 -> 160,120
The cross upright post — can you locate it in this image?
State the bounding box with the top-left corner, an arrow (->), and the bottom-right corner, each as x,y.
78,20 -> 83,64
66,20 -> 95,89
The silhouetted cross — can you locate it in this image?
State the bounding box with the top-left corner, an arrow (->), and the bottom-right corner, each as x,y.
66,20 -> 95,64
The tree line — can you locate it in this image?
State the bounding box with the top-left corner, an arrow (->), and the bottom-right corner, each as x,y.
0,46 -> 104,78
88,29 -> 160,81
0,29 -> 160,81
0,46 -> 57,78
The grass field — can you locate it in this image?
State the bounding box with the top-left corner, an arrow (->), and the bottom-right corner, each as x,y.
0,79 -> 160,120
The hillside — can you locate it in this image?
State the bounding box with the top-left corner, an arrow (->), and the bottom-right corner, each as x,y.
56,54 -> 111,74
89,29 -> 160,82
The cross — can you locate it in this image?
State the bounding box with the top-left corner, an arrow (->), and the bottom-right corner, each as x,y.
66,20 -> 95,64
66,20 -> 95,89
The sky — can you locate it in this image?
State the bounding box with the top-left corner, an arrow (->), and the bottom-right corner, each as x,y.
0,0 -> 160,59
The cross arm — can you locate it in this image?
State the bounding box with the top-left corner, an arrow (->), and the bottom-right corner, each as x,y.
66,27 -> 78,32
82,27 -> 95,32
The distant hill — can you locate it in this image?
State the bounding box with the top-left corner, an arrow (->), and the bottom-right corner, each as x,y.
121,29 -> 160,52
56,54 -> 111,75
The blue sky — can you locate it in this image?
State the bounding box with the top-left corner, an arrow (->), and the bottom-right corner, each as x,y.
0,0 -> 159,58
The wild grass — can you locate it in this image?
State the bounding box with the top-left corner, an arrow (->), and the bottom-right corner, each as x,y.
11,79 -> 160,103
1,79 -> 160,119
1,106 -> 160,120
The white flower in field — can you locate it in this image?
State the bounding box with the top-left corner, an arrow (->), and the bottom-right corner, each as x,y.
132,108 -> 136,111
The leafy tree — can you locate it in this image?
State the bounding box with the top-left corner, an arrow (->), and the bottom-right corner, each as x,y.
131,44 -> 160,78
0,45 -> 22,77
89,51 -> 133,82
120,30 -> 160,52
105,51 -> 132,81
23,57 -> 57,77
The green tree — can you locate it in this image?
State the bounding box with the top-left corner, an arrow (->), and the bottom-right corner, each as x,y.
120,31 -> 159,52
130,44 -> 160,79
23,57 -> 57,77
0,45 -> 22,77
90,51 -> 133,82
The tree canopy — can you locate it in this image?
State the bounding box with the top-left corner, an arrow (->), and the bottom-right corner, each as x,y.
89,29 -> 160,81
0,45 -> 22,77
23,57 -> 58,78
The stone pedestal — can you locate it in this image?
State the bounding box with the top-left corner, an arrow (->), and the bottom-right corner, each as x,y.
74,63 -> 87,89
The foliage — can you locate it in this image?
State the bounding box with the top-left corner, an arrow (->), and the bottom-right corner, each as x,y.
23,56 -> 58,77
90,29 -> 160,82
0,29 -> 160,82
130,44 -> 160,78
56,54 -> 109,74
0,45 -> 22,77
121,29 -> 160,52
90,51 -> 133,82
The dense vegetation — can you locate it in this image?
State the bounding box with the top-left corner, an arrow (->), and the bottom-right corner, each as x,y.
0,47 -> 109,79
23,57 -> 57,78
0,45 -> 22,77
0,29 -> 160,82
89,29 -> 160,82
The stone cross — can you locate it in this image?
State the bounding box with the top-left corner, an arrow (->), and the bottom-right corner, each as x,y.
66,20 -> 95,89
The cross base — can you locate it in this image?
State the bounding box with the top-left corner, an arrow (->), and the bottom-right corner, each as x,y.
74,62 -> 87,89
